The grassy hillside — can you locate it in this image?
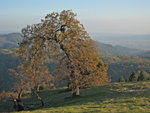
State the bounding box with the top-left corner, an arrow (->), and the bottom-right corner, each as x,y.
0,33 -> 21,49
0,81 -> 150,113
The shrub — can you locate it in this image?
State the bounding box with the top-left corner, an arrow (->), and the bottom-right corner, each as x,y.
138,71 -> 148,81
129,72 -> 138,82
119,76 -> 125,82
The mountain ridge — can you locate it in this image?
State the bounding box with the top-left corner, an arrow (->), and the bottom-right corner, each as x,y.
0,33 -> 148,56
91,33 -> 150,51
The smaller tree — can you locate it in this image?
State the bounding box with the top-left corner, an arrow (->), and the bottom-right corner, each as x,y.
9,63 -> 52,108
138,71 -> 148,81
9,65 -> 31,102
129,72 -> 138,82
119,76 -> 125,82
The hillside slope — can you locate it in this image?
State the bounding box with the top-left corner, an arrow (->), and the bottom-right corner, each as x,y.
100,54 -> 150,82
0,50 -> 19,92
0,81 -> 150,113
139,51 -> 150,60
0,33 -> 147,56
95,41 -> 144,56
0,33 -> 21,49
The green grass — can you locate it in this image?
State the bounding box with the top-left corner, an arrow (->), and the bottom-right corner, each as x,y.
0,81 -> 150,113
0,48 -> 17,54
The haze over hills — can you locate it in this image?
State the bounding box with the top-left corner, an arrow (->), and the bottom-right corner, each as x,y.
0,33 -> 149,56
91,33 -> 150,51
0,33 -> 21,49
95,41 -> 145,56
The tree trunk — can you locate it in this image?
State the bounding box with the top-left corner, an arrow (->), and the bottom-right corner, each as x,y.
35,85 -> 40,92
13,89 -> 24,111
34,90 -> 44,106
13,98 -> 24,111
17,89 -> 23,101
76,85 -> 80,96
72,85 -> 80,97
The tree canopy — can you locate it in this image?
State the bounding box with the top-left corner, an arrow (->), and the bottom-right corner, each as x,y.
17,10 -> 109,96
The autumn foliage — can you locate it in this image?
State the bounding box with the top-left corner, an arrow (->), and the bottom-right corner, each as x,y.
14,10 -> 109,97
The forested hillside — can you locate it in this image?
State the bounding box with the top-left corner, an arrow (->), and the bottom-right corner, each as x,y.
1,49 -> 150,91
101,54 -> 150,82
0,50 -> 19,92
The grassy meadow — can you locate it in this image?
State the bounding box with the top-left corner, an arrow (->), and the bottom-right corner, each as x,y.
0,81 -> 150,113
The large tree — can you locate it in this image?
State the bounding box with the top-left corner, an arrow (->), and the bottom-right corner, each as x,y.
17,10 -> 109,96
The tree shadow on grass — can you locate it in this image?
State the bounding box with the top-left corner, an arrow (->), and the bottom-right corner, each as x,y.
1,82 -> 150,112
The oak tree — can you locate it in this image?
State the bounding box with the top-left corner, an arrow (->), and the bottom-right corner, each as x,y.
17,10 -> 109,96
9,63 -> 52,107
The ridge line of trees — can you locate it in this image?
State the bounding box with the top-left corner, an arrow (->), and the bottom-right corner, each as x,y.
119,71 -> 150,82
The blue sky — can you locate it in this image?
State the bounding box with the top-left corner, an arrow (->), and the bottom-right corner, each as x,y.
0,0 -> 150,34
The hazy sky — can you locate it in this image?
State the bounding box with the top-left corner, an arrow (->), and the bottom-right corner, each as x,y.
0,0 -> 150,34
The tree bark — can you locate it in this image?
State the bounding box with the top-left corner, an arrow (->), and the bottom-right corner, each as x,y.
76,85 -> 80,96
72,85 -> 80,97
17,89 -> 23,101
35,85 -> 40,92
34,90 -> 44,106
13,98 -> 24,111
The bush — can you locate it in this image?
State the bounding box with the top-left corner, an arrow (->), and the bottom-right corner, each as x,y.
129,72 -> 138,82
138,71 -> 148,81
119,76 -> 125,82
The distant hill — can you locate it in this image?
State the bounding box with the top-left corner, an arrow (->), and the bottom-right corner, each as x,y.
0,33 -> 21,49
91,33 -> 150,51
139,51 -> 150,60
95,41 -> 145,56
0,33 -> 147,56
